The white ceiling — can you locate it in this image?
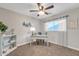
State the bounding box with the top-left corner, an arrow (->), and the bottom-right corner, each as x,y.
0,3 -> 79,20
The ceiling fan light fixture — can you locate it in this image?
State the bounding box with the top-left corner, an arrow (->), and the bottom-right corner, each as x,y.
30,3 -> 54,16
38,11 -> 44,15
39,6 -> 42,9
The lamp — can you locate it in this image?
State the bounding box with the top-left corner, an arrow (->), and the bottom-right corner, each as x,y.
30,27 -> 35,31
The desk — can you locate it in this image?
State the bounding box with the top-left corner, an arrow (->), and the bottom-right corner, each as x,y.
31,35 -> 49,46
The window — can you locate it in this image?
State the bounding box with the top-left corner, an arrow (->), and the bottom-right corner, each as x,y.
45,18 -> 66,31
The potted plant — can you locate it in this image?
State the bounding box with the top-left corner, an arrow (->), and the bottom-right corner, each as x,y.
0,21 -> 8,35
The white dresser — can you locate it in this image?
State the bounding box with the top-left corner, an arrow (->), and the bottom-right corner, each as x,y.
0,34 -> 17,56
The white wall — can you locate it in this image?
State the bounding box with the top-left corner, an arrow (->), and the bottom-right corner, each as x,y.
42,8 -> 79,51
67,9 -> 79,50
0,7 -> 41,46
47,31 -> 67,46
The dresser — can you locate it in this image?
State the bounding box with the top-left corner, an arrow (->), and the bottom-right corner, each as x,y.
0,34 -> 17,56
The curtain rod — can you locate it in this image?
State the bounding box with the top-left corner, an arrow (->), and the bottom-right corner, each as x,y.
45,15 -> 69,22
52,15 -> 69,21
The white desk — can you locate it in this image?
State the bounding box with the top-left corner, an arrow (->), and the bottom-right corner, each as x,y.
30,35 -> 49,46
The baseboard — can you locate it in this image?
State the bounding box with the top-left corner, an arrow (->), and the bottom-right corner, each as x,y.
67,46 -> 79,51
48,41 -> 79,51
47,41 -> 59,45
16,40 -> 79,52
3,47 -> 17,56
17,41 -> 31,47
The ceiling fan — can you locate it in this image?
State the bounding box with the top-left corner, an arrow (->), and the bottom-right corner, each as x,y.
29,3 -> 54,16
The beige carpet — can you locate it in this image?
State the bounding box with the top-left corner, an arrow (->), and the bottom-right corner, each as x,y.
8,43 -> 79,56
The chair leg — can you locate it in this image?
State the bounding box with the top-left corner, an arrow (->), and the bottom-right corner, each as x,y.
47,42 -> 49,46
30,42 -> 32,46
30,42 -> 31,46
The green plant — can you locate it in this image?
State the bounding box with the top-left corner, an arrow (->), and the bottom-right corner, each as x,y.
0,21 -> 8,32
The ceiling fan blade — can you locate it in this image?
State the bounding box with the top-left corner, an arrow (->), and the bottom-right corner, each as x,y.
45,12 -> 51,15
37,3 -> 41,7
37,3 -> 42,10
45,12 -> 49,15
45,5 -> 54,10
41,6 -> 44,10
30,10 -> 38,12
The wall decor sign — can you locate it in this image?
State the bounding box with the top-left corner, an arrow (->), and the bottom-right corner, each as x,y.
22,22 -> 31,27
